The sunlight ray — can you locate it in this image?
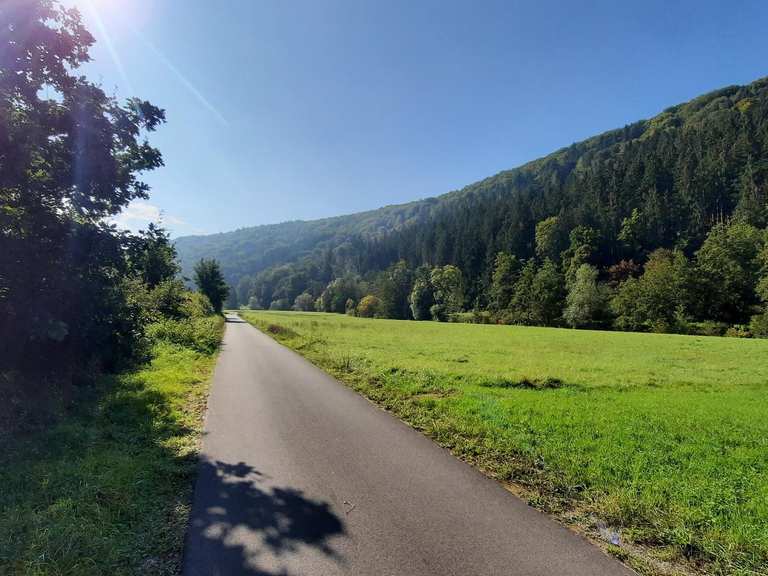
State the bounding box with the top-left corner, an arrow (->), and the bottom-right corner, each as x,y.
82,0 -> 134,94
136,32 -> 229,127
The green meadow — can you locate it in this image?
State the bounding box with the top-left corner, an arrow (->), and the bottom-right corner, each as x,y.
241,311 -> 768,575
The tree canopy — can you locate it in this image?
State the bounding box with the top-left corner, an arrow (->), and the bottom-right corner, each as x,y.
1,0 -> 165,370
194,259 -> 229,314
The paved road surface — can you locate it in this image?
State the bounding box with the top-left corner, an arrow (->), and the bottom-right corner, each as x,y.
183,314 -> 634,576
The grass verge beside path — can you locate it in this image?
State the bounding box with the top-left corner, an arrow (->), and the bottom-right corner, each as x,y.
0,316 -> 224,575
241,311 -> 768,576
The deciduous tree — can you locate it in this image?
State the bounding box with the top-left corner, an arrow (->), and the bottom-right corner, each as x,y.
409,267 -> 435,321
694,222 -> 764,323
0,0 -> 165,369
194,259 -> 229,314
489,252 -> 520,312
357,295 -> 383,318
564,264 -> 608,328
612,249 -> 690,332
293,292 -> 315,311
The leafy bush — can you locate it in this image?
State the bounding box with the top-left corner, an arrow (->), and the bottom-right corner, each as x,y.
293,292 -> 315,311
725,326 -> 753,338
148,279 -> 188,318
356,295 -> 382,318
692,321 -> 729,337
147,317 -> 224,354
125,278 -> 187,321
269,298 -> 291,311
749,313 -> 768,337
181,291 -> 214,319
447,312 -> 487,323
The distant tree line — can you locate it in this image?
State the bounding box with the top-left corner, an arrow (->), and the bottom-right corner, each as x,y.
236,216 -> 768,336
229,77 -> 768,336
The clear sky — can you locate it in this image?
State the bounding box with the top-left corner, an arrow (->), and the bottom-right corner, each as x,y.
65,0 -> 768,236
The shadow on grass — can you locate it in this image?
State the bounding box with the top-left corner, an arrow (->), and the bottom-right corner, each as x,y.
0,347 -> 217,574
184,458 -> 345,576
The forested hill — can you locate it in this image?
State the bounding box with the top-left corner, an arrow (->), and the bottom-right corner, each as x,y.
176,76 -> 768,326
175,198 -> 438,284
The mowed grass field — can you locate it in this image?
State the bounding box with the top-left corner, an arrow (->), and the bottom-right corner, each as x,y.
241,311 -> 768,576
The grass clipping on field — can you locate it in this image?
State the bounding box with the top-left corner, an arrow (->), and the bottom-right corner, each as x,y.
242,310 -> 768,576
0,316 -> 224,576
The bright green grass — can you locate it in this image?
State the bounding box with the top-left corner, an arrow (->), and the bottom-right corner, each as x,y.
0,321 -> 222,575
242,311 -> 768,575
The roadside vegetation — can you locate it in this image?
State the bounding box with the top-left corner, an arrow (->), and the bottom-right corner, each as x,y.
0,311 -> 224,575
243,311 -> 768,576
1,3 -> 228,574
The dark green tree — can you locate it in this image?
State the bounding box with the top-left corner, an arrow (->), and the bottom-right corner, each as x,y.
376,260 -> 414,319
694,221 -> 764,323
617,208 -> 642,253
126,223 -> 179,289
0,0 -> 165,369
535,216 -> 563,261
561,226 -> 599,288
612,249 -> 690,332
489,252 -> 520,312
194,259 -> 229,314
750,241 -> 768,335
505,260 -> 538,325
531,259 -> 565,326
733,161 -> 766,227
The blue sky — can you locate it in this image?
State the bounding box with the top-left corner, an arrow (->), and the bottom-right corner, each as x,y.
66,0 -> 768,236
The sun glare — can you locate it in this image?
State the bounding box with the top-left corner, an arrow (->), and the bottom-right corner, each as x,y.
69,0 -> 155,35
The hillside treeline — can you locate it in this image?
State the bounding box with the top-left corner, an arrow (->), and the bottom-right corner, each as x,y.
225,78 -> 768,335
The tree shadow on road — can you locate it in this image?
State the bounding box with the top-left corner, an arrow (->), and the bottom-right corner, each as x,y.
184,458 -> 346,575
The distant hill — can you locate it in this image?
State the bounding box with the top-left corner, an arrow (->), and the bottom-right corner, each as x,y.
176,76 -> 768,308
175,199 -> 438,282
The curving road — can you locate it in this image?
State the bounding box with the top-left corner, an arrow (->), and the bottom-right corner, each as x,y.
183,314 -> 634,576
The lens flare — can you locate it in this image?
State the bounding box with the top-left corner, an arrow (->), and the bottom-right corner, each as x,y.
137,33 -> 229,127
82,0 -> 134,94
69,0 -> 227,125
